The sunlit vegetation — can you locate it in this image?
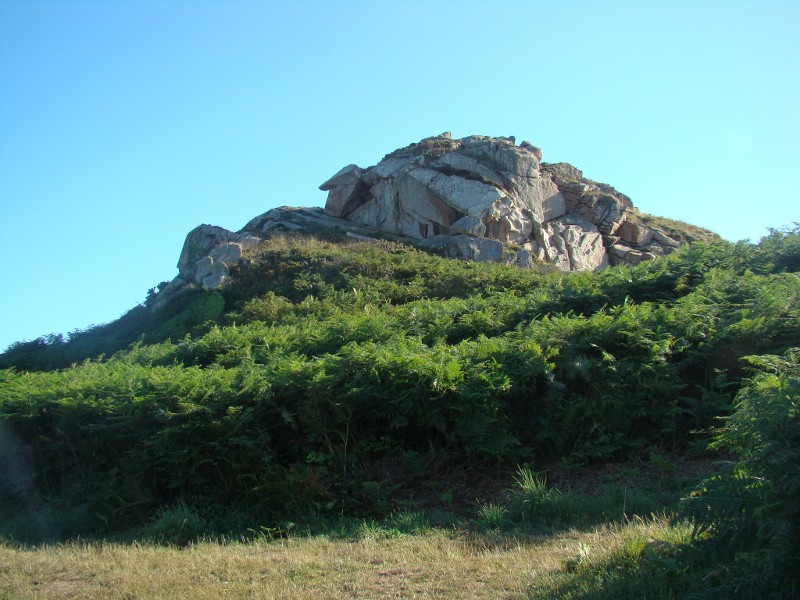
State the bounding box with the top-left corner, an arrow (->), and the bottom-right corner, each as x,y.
1,224 -> 798,598
628,208 -> 720,245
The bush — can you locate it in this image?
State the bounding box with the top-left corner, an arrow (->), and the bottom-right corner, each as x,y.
678,348 -> 800,598
506,468 -> 583,525
140,501 -> 207,547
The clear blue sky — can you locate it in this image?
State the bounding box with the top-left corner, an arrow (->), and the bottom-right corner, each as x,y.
1,0 -> 798,352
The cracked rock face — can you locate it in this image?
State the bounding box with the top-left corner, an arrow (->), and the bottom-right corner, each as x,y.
320,133 -> 679,272
159,133 -> 694,307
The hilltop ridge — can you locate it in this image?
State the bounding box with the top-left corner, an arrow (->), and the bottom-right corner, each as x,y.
160,133 -> 717,301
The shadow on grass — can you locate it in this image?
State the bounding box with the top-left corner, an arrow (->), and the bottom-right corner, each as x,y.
0,456 -> 713,551
0,486 -> 731,600
531,541 -> 715,600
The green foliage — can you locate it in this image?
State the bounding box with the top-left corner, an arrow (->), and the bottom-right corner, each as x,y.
533,524 -> 707,600
500,465 -> 681,532
139,500 -> 208,547
748,223 -> 800,274
153,290 -> 226,341
0,289 -> 228,371
475,502 -> 509,530
507,468 -> 582,524
677,348 -> 800,598
1,227 -> 799,539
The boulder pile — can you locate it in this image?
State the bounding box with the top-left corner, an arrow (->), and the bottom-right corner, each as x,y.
159,133 -> 705,303
320,133 -> 681,271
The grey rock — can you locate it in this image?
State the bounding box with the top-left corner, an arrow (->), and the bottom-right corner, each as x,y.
533,216 -> 608,272
651,229 -> 680,248
430,152 -> 507,188
541,162 -> 583,185
157,133 -> 701,306
320,164 -> 365,218
406,167 -> 507,216
609,243 -> 631,259
514,177 -> 566,223
461,139 -> 539,176
261,220 -> 305,233
319,163 -> 362,191
484,199 -> 533,244
178,225 -> 236,274
644,243 -> 667,256
563,224 -> 609,271
170,224 -> 265,296
510,248 -> 538,269
193,256 -> 214,284
519,141 -> 542,161
622,249 -> 651,265
203,259 -> 230,289
318,134 -> 668,273
449,215 -> 486,237
417,235 -> 504,262
345,231 -> 376,241
209,242 -> 242,265
369,157 -> 417,180
534,221 -> 572,271
151,277 -> 189,310
617,220 -> 654,246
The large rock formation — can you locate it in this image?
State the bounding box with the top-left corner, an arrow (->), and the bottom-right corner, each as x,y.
320,133 -> 682,271
157,133 -> 715,303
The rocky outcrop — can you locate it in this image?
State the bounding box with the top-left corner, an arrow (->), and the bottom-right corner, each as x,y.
177,225 -> 261,288
320,133 -> 683,271
157,133 -> 713,305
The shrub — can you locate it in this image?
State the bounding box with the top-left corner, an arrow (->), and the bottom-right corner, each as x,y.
506,467 -> 582,525
475,502 -> 509,530
678,348 -> 800,598
140,501 -> 207,547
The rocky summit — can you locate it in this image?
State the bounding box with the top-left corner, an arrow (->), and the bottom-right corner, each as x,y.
160,133 -> 714,300
319,132 -> 683,271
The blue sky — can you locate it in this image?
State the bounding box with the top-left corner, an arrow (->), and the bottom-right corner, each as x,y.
1,0 -> 798,352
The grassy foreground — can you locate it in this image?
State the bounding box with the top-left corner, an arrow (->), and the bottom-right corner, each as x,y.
0,518 -> 689,599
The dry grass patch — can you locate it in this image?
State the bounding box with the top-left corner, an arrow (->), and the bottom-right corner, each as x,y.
0,528 -> 592,599
629,210 -> 720,244
0,518 -> 687,600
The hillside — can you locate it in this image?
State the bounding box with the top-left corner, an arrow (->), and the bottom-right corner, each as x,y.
0,138 -> 798,596
152,133 -> 719,312
2,225 -> 798,495
1,133 -> 721,372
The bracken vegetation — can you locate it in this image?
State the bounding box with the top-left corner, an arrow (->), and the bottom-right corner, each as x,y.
1,223 -> 798,598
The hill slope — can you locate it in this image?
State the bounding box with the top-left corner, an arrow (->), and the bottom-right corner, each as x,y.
2,222 -> 800,597
1,226 -> 798,534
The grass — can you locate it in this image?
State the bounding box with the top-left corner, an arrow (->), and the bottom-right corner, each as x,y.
629,209 -> 720,244
530,518 -> 703,599
0,518 -> 692,600
0,458 -> 718,599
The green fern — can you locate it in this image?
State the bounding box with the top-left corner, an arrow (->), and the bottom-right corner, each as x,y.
678,348 -> 800,598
